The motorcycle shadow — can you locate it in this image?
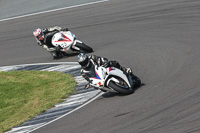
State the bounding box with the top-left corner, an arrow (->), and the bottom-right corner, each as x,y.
62,53 -> 79,59
101,83 -> 145,98
53,53 -> 80,60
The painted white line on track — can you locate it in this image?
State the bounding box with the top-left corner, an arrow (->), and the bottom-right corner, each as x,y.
0,0 -> 109,22
9,123 -> 46,133
1,62 -> 79,68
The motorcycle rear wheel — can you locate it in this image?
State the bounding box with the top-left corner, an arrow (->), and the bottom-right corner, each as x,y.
108,81 -> 133,94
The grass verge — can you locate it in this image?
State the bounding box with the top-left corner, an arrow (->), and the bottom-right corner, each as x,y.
0,70 -> 76,132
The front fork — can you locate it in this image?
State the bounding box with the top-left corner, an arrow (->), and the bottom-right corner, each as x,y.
128,74 -> 134,88
71,39 -> 82,51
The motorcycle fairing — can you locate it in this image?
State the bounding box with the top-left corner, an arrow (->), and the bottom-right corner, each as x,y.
109,67 -> 115,72
55,33 -> 72,42
105,67 -> 131,88
93,71 -> 101,80
52,31 -> 74,48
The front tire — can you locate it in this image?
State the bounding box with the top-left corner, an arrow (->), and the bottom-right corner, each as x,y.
75,42 -> 93,53
108,81 -> 133,94
132,75 -> 141,88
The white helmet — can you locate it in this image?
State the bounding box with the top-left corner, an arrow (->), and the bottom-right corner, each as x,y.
33,28 -> 44,41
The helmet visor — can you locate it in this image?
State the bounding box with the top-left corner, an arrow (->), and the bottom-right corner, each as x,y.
37,34 -> 44,40
33,29 -> 44,40
79,58 -> 89,67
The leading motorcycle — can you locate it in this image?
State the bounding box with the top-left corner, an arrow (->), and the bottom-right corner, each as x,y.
51,31 -> 93,55
86,64 -> 141,94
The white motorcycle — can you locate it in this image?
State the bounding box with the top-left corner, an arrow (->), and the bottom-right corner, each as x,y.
51,31 -> 93,55
86,65 -> 141,94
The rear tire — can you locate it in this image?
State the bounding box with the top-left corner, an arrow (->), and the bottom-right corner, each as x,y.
108,81 -> 133,94
75,42 -> 93,53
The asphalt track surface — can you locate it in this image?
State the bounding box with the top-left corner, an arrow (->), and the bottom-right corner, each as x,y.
1,0 -> 200,133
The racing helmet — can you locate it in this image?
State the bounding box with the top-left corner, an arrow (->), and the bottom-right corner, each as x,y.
77,53 -> 90,68
33,28 -> 44,41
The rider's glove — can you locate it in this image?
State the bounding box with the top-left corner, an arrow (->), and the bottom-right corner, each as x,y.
102,61 -> 112,68
102,62 -> 109,67
61,28 -> 69,31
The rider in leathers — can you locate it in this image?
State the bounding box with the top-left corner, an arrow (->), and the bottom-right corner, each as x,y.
77,53 -> 136,90
33,26 -> 69,59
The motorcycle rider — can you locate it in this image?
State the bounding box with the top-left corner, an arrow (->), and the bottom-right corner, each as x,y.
77,53 -> 138,90
33,26 -> 69,59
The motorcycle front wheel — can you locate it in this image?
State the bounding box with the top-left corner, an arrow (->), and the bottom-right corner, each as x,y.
132,75 -> 141,88
75,42 -> 93,53
108,81 -> 133,94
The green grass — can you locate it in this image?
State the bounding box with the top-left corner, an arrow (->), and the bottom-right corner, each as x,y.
0,70 -> 77,132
